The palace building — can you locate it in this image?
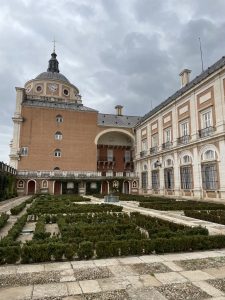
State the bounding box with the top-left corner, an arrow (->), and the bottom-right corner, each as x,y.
10,50 -> 140,195
9,49 -> 225,200
135,56 -> 225,200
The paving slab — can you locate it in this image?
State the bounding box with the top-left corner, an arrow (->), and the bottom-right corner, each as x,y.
193,281 -> 225,297
93,258 -> 119,267
71,260 -> 95,269
16,264 -> 45,274
98,276 -> 130,291
139,255 -> 164,263
108,264 -> 136,277
180,270 -> 215,281
139,274 -> 162,287
0,285 -> 33,300
127,287 -> 167,300
162,261 -> 184,272
60,275 -> 76,282
44,262 -> 72,272
79,279 -> 102,294
0,265 -> 17,275
118,256 -> 143,265
32,282 -> 68,298
154,272 -> 188,284
66,282 -> 82,295
203,267 -> 225,279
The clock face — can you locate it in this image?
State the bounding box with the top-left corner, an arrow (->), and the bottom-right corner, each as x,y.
26,85 -> 32,93
48,83 -> 58,92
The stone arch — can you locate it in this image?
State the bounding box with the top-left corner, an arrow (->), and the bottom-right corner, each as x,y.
199,144 -> 219,161
27,180 -> 36,195
179,150 -> 193,165
163,155 -> 174,168
94,128 -> 135,145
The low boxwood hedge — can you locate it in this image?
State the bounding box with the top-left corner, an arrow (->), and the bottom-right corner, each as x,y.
184,210 -> 225,225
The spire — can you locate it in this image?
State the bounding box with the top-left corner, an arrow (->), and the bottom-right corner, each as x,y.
47,41 -> 59,73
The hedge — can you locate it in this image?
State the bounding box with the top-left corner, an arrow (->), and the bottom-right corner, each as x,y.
184,210 -> 225,225
0,213 -> 9,229
10,202 -> 26,215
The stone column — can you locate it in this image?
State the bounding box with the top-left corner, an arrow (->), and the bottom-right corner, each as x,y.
173,152 -> 181,196
192,146 -> 202,199
218,140 -> 225,199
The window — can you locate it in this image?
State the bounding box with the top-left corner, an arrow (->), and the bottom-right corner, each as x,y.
17,180 -> 24,188
55,131 -> 62,140
180,166 -> 193,189
203,150 -> 215,161
201,163 -> 218,190
141,172 -> 148,189
54,149 -> 61,157
166,159 -> 173,167
125,150 -> 131,162
107,149 -> 113,162
164,168 -> 174,189
183,155 -> 191,164
36,85 -> 42,92
20,147 -> 28,156
164,128 -> 172,142
54,167 -> 60,170
151,134 -> 158,147
152,170 -> 159,190
141,139 -> 147,151
56,115 -> 63,123
63,89 -> 69,96
180,121 -> 189,136
201,109 -> 212,129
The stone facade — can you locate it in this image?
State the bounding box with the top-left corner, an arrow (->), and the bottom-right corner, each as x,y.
135,56 -> 225,200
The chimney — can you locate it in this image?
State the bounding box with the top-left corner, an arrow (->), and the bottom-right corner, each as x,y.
115,105 -> 123,116
179,69 -> 191,87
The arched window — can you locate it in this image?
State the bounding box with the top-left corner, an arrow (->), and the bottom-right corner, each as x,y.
54,167 -> 60,170
166,159 -> 173,167
55,131 -> 62,140
203,150 -> 215,161
56,115 -> 63,123
183,155 -> 191,165
54,149 -> 61,157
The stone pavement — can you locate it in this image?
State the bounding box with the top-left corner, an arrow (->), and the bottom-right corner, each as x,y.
0,196 -> 31,214
1,250 -> 225,299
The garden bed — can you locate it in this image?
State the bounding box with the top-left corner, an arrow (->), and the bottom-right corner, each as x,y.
184,210 -> 225,224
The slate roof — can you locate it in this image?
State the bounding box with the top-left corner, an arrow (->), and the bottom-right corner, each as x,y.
137,56 -> 225,127
98,113 -> 141,128
35,72 -> 70,84
23,99 -> 97,112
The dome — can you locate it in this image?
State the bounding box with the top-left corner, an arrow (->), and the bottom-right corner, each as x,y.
35,72 -> 70,83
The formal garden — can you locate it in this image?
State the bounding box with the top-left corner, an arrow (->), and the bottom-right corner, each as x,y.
0,194 -> 225,264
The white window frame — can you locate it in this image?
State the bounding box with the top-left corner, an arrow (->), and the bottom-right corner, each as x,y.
107,149 -> 113,162
20,147 -> 28,156
125,150 -> 131,162
151,134 -> 158,147
54,149 -> 61,157
180,120 -> 189,136
56,115 -> 63,123
203,149 -> 216,161
201,109 -> 212,129
164,128 -> 172,143
182,155 -> 191,165
55,132 -> 62,140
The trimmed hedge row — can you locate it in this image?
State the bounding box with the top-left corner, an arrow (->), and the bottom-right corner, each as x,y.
1,235 -> 225,264
184,210 -> 225,225
140,201 -> 225,211
10,202 -> 26,215
0,213 -> 9,229
33,216 -> 51,240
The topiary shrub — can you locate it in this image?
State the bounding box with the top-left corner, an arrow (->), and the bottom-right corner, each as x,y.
77,241 -> 93,259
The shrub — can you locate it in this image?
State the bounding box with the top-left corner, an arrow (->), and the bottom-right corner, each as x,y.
10,202 -> 26,215
0,213 -> 9,229
77,241 -> 94,259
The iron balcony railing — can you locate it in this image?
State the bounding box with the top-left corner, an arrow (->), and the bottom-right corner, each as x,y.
199,126 -> 215,138
140,151 -> 147,158
177,135 -> 190,145
17,170 -> 138,179
162,141 -> 173,150
150,146 -> 158,155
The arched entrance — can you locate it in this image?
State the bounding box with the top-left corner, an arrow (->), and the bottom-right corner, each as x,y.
101,181 -> 108,194
27,180 -> 35,195
54,181 -> 61,195
124,181 -> 130,194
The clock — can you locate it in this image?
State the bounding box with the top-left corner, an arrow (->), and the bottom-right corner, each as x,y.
48,83 -> 58,93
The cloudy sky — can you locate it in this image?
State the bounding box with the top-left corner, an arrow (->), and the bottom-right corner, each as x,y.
1,0 -> 225,163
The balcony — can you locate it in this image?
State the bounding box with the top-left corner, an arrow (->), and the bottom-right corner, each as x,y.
177,135 -> 190,145
97,156 -> 115,162
162,142 -> 172,150
199,126 -> 215,138
140,151 -> 147,158
150,146 -> 158,155
17,170 -> 138,179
